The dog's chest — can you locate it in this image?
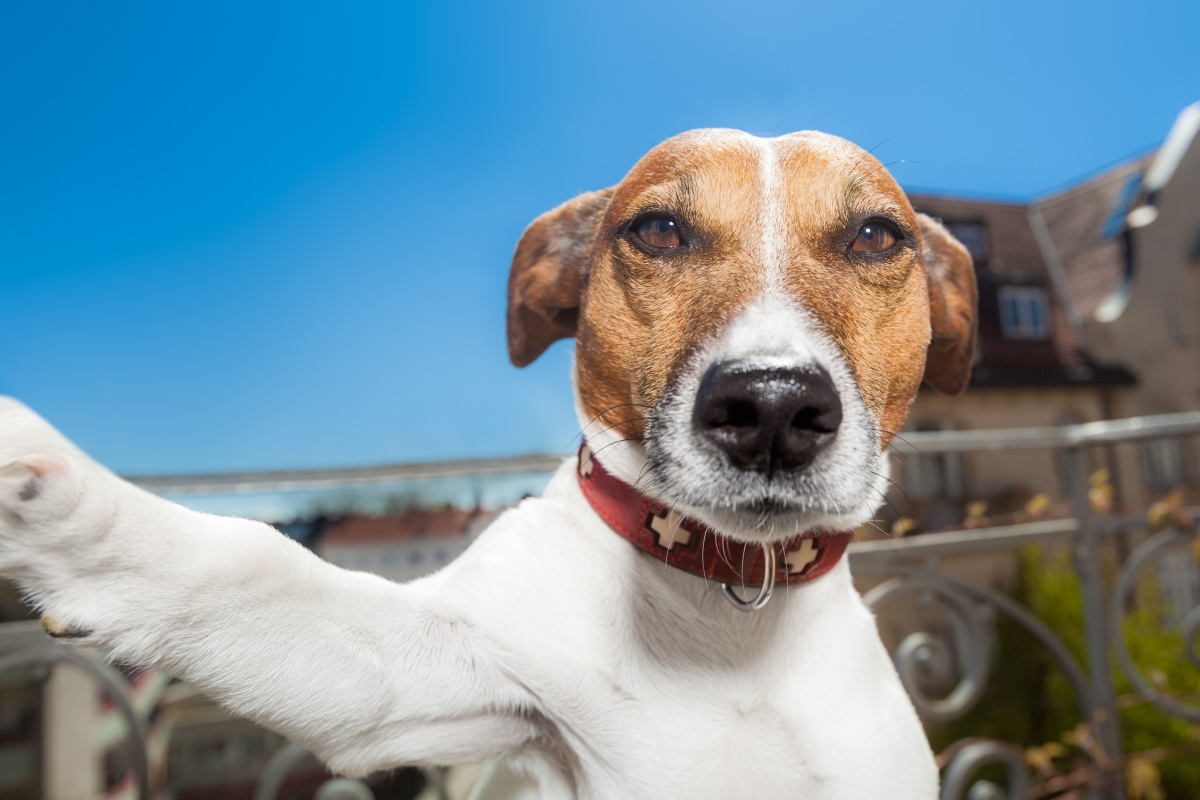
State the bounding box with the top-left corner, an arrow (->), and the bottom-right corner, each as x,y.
627,691 -> 819,796
519,664 -> 805,797
536,661 -> 930,799
455,494 -> 936,797
527,598 -> 931,797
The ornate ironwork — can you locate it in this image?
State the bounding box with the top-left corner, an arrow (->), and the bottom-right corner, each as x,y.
939,739 -> 1031,800
0,642 -> 151,800
1109,526 -> 1200,723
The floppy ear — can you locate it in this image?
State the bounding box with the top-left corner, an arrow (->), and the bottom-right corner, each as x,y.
507,188 -> 614,367
917,213 -> 978,394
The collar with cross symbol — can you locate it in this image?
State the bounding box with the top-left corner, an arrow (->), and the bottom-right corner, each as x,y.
575,442 -> 853,589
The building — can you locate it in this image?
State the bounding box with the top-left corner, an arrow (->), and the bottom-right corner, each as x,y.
896,103 -> 1200,530
318,507 -> 498,583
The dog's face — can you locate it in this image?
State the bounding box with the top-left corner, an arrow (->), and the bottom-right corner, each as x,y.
508,129 -> 976,541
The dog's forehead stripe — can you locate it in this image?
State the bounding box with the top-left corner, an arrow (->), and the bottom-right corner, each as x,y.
757,137 -> 785,293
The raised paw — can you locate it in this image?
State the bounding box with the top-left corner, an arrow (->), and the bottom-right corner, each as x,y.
0,399 -> 97,577
0,454 -> 80,522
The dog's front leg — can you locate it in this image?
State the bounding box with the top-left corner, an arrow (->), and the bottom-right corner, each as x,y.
0,399 -> 538,776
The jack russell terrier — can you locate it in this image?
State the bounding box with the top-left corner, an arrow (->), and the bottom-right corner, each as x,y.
0,129 -> 976,798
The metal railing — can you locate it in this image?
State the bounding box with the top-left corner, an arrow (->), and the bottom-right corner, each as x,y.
852,411 -> 1200,800
2,411 -> 1197,799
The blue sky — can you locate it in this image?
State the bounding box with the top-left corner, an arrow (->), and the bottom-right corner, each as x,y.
2,0 -> 1197,476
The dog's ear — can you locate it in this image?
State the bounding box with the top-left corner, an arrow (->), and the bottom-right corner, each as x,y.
917,213 -> 978,394
507,188 -> 614,367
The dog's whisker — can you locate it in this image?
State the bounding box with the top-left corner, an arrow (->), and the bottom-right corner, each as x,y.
879,430 -> 932,461
862,158 -> 912,181
850,483 -> 892,519
567,403 -> 652,451
850,134 -> 897,173
861,482 -> 905,521
581,416 -> 649,446
861,519 -> 891,538
581,437 -> 641,473
869,469 -> 912,507
715,536 -> 738,576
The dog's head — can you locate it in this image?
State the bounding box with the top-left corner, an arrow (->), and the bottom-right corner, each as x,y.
508,130 -> 976,542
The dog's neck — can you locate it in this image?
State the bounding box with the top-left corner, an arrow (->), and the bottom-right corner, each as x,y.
575,440 -> 853,593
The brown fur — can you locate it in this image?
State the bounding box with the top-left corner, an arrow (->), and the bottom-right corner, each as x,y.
917,215 -> 979,395
507,188 -> 614,368
506,129 -> 977,449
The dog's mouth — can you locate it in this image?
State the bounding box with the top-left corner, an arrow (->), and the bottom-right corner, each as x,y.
640,431 -> 882,543
578,296 -> 888,543
635,354 -> 884,542
580,389 -> 884,543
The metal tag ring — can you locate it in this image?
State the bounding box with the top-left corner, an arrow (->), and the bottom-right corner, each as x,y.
722,543 -> 777,612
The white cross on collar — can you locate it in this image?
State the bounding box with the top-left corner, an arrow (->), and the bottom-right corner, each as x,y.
647,508 -> 691,550
784,538 -> 821,575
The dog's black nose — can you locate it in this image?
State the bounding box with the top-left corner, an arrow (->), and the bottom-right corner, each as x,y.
693,362 -> 842,475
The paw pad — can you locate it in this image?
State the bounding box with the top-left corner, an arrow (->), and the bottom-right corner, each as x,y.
0,455 -> 80,521
17,479 -> 40,502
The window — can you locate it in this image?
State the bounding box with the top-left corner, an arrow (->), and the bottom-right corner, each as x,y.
998,286 -> 1050,340
946,221 -> 989,265
1143,437 -> 1187,489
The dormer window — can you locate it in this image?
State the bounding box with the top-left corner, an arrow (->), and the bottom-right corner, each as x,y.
998,286 -> 1050,340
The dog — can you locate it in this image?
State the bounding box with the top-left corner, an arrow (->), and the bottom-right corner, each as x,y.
0,128 -> 976,798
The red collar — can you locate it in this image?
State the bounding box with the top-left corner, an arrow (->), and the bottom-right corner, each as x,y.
576,443 -> 853,588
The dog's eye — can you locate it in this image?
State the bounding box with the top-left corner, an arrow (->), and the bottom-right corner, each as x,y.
632,214 -> 683,249
851,220 -> 901,254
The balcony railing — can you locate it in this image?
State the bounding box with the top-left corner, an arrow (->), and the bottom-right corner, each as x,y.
2,411 -> 1198,800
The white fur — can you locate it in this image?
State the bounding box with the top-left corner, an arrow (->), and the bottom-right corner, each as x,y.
644,293 -> 890,541
757,137 -> 787,292
0,397 -> 935,798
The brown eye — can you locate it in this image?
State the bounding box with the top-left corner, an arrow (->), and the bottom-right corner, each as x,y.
632,214 -> 683,249
851,220 -> 901,254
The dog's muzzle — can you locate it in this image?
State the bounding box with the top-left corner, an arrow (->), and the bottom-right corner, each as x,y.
692,361 -> 842,476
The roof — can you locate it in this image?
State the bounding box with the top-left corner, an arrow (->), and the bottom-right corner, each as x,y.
1031,154 -> 1153,319
904,122 -> 1191,390
909,193 -> 1094,381
1143,102 -> 1200,194
908,195 -> 1047,274
321,507 -> 483,546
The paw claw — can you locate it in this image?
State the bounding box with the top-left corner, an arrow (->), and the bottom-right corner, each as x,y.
41,615 -> 91,640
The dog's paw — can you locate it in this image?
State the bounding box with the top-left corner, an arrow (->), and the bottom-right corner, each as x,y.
0,454 -> 82,524
0,399 -> 92,575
